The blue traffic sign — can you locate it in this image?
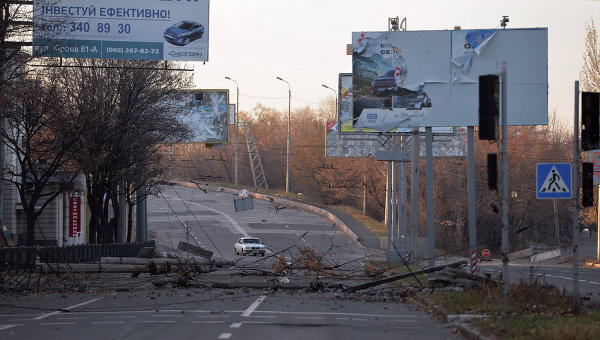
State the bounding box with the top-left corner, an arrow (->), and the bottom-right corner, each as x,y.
536,163 -> 572,199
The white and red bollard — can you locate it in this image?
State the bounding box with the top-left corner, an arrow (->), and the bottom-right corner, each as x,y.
471,249 -> 478,275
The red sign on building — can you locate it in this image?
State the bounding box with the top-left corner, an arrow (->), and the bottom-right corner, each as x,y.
69,197 -> 81,237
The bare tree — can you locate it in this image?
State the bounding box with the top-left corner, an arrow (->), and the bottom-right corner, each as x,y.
581,19 -> 600,92
1,66 -> 85,245
54,58 -> 192,243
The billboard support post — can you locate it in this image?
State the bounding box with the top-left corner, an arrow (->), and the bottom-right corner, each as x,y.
426,127 -> 435,267
468,126 -> 477,275
410,128 -> 420,254
500,61 -> 509,320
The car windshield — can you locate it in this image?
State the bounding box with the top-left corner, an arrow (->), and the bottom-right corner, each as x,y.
243,239 -> 261,244
174,21 -> 194,30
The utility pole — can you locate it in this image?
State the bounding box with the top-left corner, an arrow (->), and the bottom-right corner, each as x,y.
225,77 -> 239,185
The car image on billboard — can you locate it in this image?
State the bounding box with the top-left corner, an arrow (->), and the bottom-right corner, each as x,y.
164,20 -> 205,46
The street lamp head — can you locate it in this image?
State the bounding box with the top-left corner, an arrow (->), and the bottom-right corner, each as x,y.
225,76 -> 231,80
322,84 -> 329,89
276,76 -> 283,81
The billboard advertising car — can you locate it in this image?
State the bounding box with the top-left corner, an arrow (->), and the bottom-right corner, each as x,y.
352,28 -> 547,130
33,0 -> 209,61
176,90 -> 229,143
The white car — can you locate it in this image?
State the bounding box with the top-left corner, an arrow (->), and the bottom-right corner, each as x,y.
234,237 -> 266,256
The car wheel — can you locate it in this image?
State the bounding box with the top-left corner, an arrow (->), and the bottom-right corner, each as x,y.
183,37 -> 191,45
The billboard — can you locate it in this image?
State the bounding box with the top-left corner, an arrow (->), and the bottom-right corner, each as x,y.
33,0 -> 209,61
352,28 -> 548,130
326,122 -> 467,158
177,90 -> 229,143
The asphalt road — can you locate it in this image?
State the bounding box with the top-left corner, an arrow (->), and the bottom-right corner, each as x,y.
148,184 -> 382,267
0,183 -> 462,339
479,262 -> 600,303
0,288 -> 459,340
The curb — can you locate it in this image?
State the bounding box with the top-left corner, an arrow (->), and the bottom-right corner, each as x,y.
414,292 -> 494,340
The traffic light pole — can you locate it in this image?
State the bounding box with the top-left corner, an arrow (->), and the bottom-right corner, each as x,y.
573,81 -> 580,313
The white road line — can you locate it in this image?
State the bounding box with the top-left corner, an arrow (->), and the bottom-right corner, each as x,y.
251,311 -> 427,318
151,315 -> 184,318
41,322 -> 75,325
293,316 -> 323,320
91,321 -> 126,324
56,317 -> 89,320
141,320 -> 176,323
0,324 -> 23,331
167,196 -> 249,237
218,333 -> 232,339
34,297 -> 104,320
104,316 -> 137,319
242,296 -> 266,317
246,315 -> 276,318
241,321 -> 274,325
191,321 -> 225,324
230,322 -> 242,328
197,315 -> 230,318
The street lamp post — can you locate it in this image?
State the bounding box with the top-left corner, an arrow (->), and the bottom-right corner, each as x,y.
321,84 -> 338,120
276,76 -> 291,193
225,76 -> 239,186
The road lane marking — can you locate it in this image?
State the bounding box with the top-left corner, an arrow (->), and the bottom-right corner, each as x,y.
251,311 -> 427,318
151,314 -> 184,318
166,196 -> 249,237
41,322 -> 75,325
246,315 -> 275,318
191,321 -> 225,324
293,316 -> 323,320
0,324 -> 23,331
218,333 -> 232,339
141,320 -> 176,323
230,322 -> 242,328
197,315 -> 230,318
91,321 -> 126,324
34,297 -> 104,320
242,296 -> 266,317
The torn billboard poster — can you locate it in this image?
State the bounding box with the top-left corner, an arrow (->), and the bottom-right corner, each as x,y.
351,28 -> 548,130
177,90 -> 229,143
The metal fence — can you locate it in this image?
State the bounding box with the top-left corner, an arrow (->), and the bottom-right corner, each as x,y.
0,241 -> 155,272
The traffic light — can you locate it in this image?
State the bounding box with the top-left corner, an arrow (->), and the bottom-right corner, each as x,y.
582,162 -> 594,207
479,75 -> 499,141
581,92 -> 599,151
487,153 -> 497,190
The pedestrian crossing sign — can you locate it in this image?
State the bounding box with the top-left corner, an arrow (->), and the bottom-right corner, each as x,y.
536,163 -> 572,199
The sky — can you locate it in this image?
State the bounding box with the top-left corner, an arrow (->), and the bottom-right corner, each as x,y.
191,0 -> 600,126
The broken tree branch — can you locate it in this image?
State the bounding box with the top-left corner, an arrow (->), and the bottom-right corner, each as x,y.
344,260 -> 467,292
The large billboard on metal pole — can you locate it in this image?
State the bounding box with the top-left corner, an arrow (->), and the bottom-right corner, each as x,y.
175,90 -> 229,143
351,28 -> 548,130
33,0 -> 210,61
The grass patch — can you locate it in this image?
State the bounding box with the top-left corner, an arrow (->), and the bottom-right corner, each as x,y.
330,205 -> 387,237
428,280 -> 600,339
474,313 -> 600,339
